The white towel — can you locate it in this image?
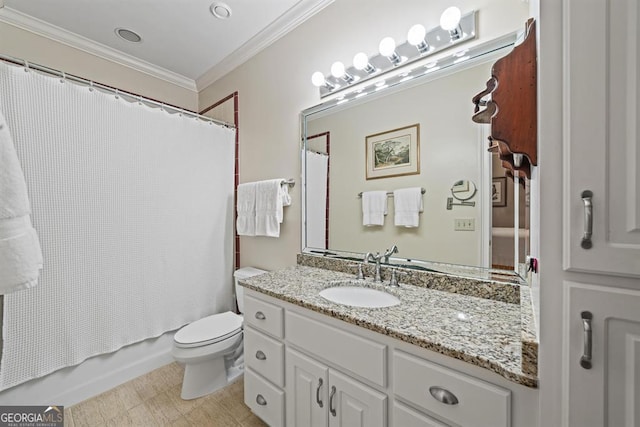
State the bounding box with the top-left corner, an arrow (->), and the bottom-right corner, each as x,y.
362,191 -> 388,226
256,179 -> 289,237
393,187 -> 423,227
236,182 -> 256,236
0,111 -> 43,294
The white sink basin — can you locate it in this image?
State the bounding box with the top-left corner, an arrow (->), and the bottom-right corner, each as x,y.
319,285 -> 400,308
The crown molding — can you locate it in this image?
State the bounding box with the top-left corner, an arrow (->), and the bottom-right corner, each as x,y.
0,7 -> 197,91
195,0 -> 334,91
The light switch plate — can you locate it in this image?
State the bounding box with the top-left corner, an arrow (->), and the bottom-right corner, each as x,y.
454,218 -> 475,231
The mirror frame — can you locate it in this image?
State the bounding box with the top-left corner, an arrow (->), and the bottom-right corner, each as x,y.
300,32 -> 528,283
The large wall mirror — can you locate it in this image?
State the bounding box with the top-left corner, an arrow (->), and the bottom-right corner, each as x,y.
301,33 -> 531,282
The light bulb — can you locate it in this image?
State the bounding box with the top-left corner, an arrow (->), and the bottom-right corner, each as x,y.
311,71 -> 325,87
378,37 -> 396,57
440,6 -> 462,31
353,52 -> 369,70
407,24 -> 426,46
331,61 -> 346,78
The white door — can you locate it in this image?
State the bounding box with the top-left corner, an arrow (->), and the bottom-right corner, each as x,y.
286,348 -> 329,427
563,0 -> 640,278
564,282 -> 640,426
328,369 -> 387,427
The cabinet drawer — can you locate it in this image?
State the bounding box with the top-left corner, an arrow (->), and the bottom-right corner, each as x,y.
393,351 -> 511,427
394,402 -> 450,427
245,326 -> 285,387
244,294 -> 284,338
286,311 -> 387,387
245,368 -> 285,427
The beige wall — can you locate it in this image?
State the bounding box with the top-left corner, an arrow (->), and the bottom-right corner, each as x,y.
199,0 -> 529,271
307,62 -> 493,266
0,22 -> 198,110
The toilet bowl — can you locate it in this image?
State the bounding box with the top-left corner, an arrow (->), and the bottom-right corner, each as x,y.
172,266 -> 267,400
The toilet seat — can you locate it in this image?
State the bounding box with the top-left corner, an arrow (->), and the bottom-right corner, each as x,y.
174,311 -> 243,349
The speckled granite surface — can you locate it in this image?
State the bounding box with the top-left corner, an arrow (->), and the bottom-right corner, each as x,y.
297,254 -> 521,304
240,265 -> 538,388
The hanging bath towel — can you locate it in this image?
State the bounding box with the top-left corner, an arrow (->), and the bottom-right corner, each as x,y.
393,187 -> 423,227
0,110 -> 43,294
255,179 -> 290,237
236,182 -> 256,236
362,191 -> 388,226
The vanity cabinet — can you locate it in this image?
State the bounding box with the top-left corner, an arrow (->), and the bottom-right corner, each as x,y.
243,288 -> 538,427
287,348 -> 387,427
243,294 -> 286,427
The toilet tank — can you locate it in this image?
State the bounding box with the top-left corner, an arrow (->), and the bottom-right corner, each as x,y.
234,267 -> 267,314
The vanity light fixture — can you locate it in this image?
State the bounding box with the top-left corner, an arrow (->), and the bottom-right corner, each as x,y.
407,24 -> 430,54
311,71 -> 336,90
379,37 -> 402,65
440,6 -> 463,41
311,8 -> 477,99
330,61 -> 356,84
353,52 -> 377,74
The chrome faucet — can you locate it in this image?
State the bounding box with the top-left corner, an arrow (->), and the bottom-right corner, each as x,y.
364,252 -> 383,283
383,245 -> 399,263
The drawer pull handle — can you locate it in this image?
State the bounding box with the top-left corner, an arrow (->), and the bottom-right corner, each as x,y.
329,385 -> 337,416
581,190 -> 593,249
255,311 -> 266,320
316,378 -> 324,408
256,394 -> 267,406
580,311 -> 593,369
255,350 -> 266,360
429,386 -> 459,405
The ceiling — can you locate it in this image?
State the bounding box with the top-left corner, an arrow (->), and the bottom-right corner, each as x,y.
0,0 -> 332,90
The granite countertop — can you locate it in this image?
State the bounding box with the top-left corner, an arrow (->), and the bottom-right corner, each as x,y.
240,265 -> 538,388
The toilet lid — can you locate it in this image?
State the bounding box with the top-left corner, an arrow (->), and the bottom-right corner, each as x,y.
174,311 -> 243,347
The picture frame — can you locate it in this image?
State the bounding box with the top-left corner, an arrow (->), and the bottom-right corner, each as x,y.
492,177 -> 507,207
365,123 -> 420,180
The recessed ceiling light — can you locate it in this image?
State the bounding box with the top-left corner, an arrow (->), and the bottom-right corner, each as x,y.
115,28 -> 142,43
210,2 -> 232,19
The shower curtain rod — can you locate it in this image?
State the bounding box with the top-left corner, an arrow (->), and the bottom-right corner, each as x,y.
0,53 -> 235,129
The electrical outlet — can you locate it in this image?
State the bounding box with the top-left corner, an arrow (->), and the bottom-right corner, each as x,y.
454,218 -> 475,231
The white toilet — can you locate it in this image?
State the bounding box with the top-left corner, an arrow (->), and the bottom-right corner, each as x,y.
172,266 -> 267,400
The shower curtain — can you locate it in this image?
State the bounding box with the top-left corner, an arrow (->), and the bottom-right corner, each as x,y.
0,60 -> 235,390
306,151 -> 329,249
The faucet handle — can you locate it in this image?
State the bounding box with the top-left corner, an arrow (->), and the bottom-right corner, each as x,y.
388,268 -> 407,287
348,263 -> 365,280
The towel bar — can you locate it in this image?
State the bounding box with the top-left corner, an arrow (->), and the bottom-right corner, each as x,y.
357,188 -> 425,198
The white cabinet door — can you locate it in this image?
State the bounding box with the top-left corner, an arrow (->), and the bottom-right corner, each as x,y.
564,282 -> 640,426
564,0 -> 640,278
286,348 -> 329,427
328,369 -> 387,427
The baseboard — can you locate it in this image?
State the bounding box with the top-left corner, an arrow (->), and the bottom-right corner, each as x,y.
0,331 -> 177,406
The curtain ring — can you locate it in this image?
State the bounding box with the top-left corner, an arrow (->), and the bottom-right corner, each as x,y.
23,60 -> 30,72
60,72 -> 66,83
137,96 -> 143,105
89,81 -> 94,92
114,89 -> 120,99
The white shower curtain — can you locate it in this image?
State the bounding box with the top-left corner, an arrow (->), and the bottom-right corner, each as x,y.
306,151 -> 329,249
0,61 -> 235,390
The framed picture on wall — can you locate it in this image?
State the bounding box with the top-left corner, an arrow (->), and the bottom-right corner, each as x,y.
365,124 -> 420,180
492,177 -> 507,207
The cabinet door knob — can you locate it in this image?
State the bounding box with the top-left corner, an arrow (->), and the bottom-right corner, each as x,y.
429,386 -> 459,405
255,311 -> 266,320
580,311 -> 593,369
581,190 -> 593,249
329,385 -> 337,416
255,350 -> 266,361
316,378 -> 324,408
256,394 -> 267,406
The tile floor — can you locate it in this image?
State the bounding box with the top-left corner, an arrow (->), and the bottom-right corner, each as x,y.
66,362 -> 267,427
